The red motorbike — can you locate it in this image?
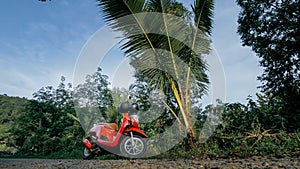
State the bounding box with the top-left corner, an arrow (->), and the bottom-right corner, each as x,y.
82,98 -> 147,159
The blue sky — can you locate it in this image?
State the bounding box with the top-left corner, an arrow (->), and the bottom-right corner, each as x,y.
0,0 -> 262,104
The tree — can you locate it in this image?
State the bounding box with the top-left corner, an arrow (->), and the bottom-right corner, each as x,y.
73,67 -> 113,131
11,77 -> 84,155
129,73 -> 152,112
97,0 -> 214,141
236,0 -> 300,130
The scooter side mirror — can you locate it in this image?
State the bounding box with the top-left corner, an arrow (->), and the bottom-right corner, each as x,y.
118,101 -> 130,113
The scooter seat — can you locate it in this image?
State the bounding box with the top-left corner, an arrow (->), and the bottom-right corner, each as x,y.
104,123 -> 118,131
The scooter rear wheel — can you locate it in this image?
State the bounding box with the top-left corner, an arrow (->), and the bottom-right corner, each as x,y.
82,147 -> 95,160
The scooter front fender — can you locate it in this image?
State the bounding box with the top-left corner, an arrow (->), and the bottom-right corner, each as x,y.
124,128 -> 147,138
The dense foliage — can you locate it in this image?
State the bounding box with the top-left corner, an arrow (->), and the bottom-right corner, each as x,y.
1,74 -> 299,158
73,68 -> 113,132
0,95 -> 28,154
236,0 -> 300,131
160,95 -> 300,158
5,77 -> 85,158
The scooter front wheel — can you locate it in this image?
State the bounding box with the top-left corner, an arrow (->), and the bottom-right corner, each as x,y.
120,135 -> 146,158
82,147 -> 95,160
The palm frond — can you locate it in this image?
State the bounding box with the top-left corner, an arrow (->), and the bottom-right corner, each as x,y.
146,0 -> 165,12
192,0 -> 214,36
190,0 -> 213,93
98,0 -> 145,23
98,0 -> 157,51
97,0 -> 214,134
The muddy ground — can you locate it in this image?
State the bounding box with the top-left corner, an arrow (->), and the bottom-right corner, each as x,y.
0,156 -> 299,169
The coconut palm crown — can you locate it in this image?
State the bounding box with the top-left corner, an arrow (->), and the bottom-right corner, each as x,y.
97,0 -> 214,140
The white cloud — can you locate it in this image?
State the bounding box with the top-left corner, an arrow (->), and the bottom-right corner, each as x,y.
25,22 -> 59,35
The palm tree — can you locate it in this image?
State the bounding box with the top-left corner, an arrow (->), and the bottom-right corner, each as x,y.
97,0 -> 214,142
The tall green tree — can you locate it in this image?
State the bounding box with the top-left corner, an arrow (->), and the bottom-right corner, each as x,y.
11,77 -> 84,155
107,87 -> 130,124
129,73 -> 152,112
73,67 -> 113,131
236,0 -> 300,130
97,0 -> 214,140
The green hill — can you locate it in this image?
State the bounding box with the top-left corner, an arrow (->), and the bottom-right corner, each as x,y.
0,94 -> 29,153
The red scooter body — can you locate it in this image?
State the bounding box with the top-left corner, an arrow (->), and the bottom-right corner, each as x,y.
82,101 -> 147,159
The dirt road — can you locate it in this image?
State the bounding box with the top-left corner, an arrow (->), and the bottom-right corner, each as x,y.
0,156 -> 299,169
